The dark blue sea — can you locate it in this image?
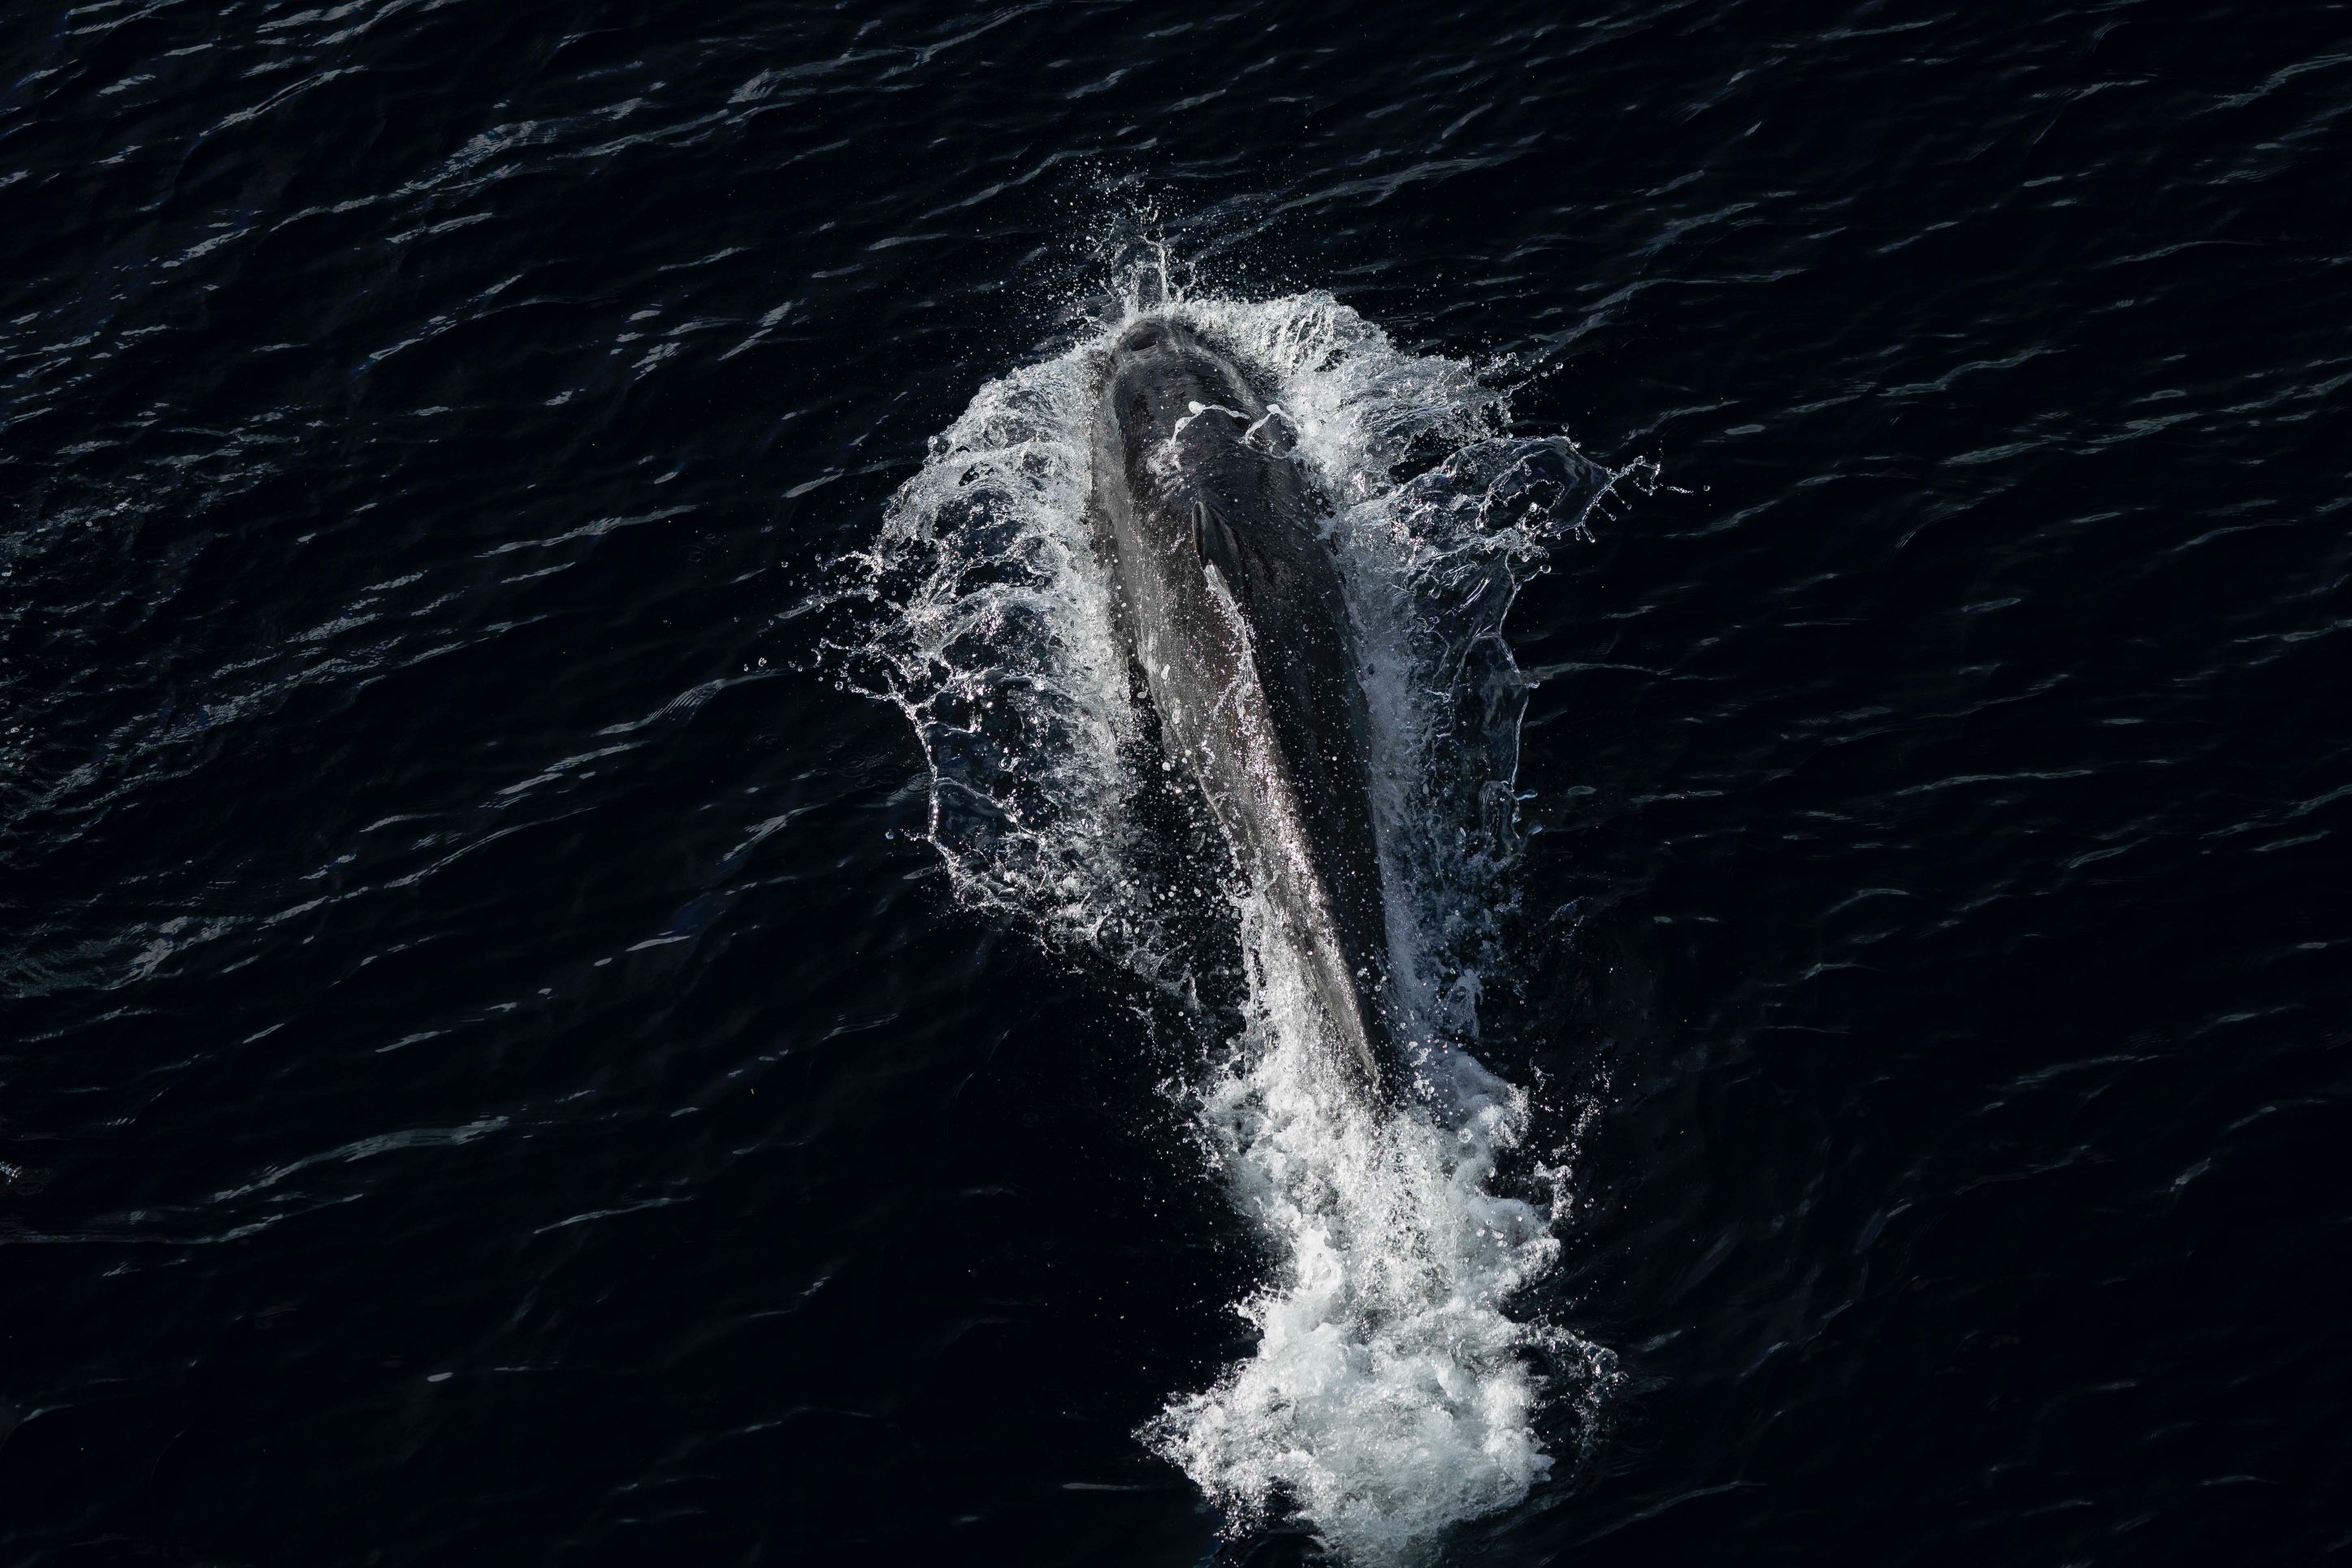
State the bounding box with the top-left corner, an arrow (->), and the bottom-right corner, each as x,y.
5,3 -> 2349,1565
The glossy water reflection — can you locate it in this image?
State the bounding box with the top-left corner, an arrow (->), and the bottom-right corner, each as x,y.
4,2 -> 2347,1565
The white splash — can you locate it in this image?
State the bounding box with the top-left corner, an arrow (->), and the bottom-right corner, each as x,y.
846,265 -> 1642,1563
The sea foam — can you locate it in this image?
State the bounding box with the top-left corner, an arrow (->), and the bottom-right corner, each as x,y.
849,266 -> 1639,1562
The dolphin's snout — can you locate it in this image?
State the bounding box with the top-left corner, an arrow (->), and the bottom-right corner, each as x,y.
1117,318 -> 1195,357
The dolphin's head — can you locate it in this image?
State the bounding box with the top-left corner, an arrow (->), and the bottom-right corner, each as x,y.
1102,316 -> 1258,480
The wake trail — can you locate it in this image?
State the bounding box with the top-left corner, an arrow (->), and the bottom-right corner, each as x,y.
842,265 -> 1645,1564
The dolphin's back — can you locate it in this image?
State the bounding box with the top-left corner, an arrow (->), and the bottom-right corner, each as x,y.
1090,318 -> 1393,1090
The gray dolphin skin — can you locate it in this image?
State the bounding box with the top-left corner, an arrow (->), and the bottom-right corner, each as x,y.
1088,316 -> 1392,1094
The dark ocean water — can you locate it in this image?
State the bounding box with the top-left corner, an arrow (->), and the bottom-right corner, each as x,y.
6,2 -> 2350,1564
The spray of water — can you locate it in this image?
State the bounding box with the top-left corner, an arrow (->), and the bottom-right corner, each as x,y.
841,255 -> 1645,1562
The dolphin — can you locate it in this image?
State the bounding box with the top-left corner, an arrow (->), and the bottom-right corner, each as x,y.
1088,316 -> 1393,1094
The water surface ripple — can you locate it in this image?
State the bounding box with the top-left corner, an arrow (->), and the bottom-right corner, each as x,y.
2,3 -> 2347,1566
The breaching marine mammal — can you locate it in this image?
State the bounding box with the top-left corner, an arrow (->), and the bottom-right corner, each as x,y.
1088,316 -> 1393,1093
